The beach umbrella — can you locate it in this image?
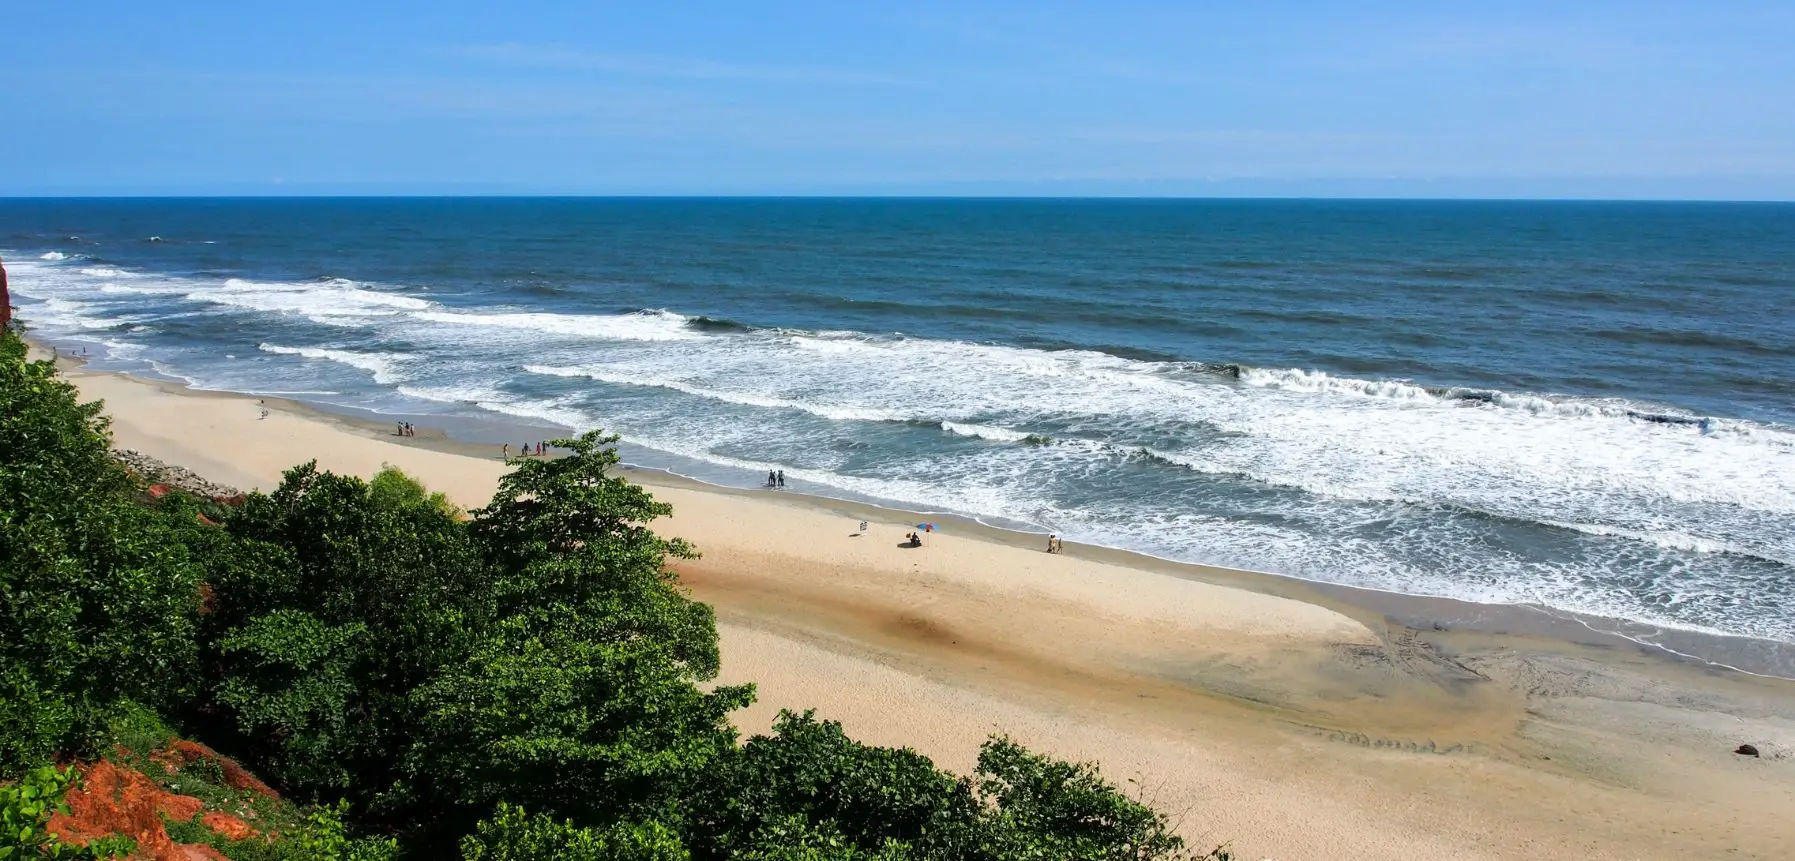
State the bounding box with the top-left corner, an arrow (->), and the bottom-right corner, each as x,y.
916,522 -> 937,532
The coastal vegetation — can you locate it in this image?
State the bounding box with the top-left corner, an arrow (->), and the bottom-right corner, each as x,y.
0,325 -> 1224,860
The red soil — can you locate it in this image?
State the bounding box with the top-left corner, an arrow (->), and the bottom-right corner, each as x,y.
151,739 -> 280,801
200,811 -> 259,841
48,741 -> 282,859
46,759 -> 211,861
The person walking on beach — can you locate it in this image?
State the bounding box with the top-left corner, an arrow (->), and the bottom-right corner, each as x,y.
777,469 -> 785,488
766,470 -> 777,488
502,443 -> 509,460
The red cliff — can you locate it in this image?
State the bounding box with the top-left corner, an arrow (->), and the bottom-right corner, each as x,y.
1,254 -> 11,328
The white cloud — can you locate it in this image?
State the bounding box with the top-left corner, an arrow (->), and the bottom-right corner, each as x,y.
452,43 -> 908,86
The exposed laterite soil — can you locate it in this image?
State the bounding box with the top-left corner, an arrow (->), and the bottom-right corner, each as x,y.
46,759 -> 212,861
151,739 -> 280,800
48,740 -> 278,860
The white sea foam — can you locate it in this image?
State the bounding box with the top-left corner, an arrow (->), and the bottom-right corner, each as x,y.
39,251 -> 68,261
257,343 -> 411,385
8,252 -> 1794,645
940,421 -> 1034,442
412,308 -> 699,341
203,278 -> 431,319
524,364 -> 917,422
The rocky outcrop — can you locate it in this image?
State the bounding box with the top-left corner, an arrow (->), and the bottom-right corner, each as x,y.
115,448 -> 244,501
2,253 -> 12,328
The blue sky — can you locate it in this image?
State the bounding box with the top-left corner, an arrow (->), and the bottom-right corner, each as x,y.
4,1 -> 1793,198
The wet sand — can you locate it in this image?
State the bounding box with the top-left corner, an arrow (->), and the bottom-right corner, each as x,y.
38,346 -> 1795,860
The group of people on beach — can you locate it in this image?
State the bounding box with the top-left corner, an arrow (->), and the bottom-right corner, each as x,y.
394,421 -> 415,437
503,441 -> 552,460
1045,533 -> 1063,553
765,469 -> 786,488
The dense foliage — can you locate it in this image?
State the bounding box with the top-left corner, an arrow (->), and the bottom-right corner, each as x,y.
0,767 -> 133,859
0,325 -> 1220,860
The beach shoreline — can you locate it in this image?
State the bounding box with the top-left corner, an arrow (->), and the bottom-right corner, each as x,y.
31,336 -> 1793,682
29,340 -> 1795,860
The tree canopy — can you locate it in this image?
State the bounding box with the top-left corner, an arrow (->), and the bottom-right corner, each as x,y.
0,325 -> 1221,860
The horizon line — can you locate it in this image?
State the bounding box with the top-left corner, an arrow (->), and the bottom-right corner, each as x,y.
5,193 -> 1795,205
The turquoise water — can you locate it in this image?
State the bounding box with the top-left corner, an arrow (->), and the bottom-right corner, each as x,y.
5,198 -> 1794,660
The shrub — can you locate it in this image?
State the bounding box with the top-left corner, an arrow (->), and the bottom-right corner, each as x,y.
0,765 -> 135,859
0,331 -> 203,771
459,803 -> 687,861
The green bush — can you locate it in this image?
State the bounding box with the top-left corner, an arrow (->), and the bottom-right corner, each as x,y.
459,803 -> 687,861
0,766 -> 135,860
1,328 -> 1221,859
0,332 -> 203,771
368,464 -> 461,520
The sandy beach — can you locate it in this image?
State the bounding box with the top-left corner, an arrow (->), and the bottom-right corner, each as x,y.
40,347 -> 1795,861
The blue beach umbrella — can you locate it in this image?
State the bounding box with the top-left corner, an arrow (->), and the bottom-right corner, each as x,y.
915,522 -> 938,532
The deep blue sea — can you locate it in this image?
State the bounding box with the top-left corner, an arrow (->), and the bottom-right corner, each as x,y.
6,198 -> 1794,660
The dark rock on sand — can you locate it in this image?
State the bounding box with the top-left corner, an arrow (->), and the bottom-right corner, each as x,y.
114,448 -> 243,500
1735,744 -> 1760,757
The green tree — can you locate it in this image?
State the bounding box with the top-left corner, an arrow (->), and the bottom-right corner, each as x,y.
972,738 -> 1199,860
0,330 -> 203,771
368,464 -> 461,520
399,609 -> 753,843
688,710 -> 977,860
459,803 -> 686,861
196,461 -> 489,805
472,432 -> 716,674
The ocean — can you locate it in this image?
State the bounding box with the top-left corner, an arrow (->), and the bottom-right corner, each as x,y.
5,197 -> 1794,669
